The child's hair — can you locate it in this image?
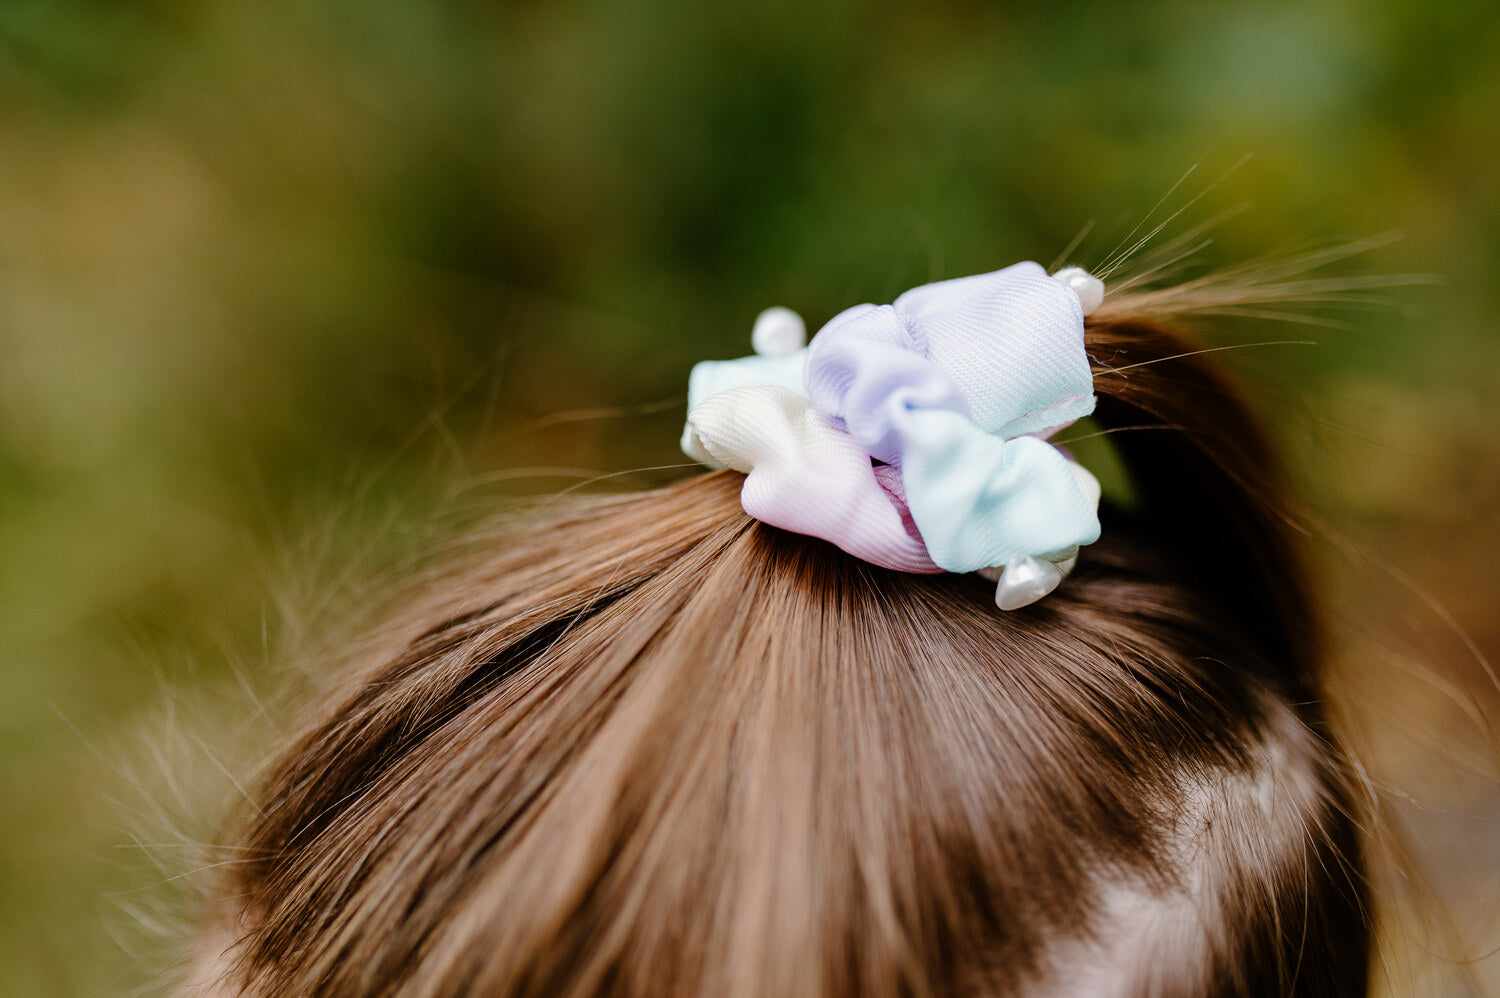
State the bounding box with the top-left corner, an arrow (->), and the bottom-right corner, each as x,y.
186,287 -> 1372,997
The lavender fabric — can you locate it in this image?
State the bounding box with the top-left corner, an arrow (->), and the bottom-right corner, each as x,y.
683,262 -> 1100,574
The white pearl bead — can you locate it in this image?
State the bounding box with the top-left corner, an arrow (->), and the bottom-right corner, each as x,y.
994,555 -> 1065,611
751,306 -> 807,357
1052,267 -> 1105,317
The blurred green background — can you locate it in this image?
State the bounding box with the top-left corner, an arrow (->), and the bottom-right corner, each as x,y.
0,0 -> 1496,994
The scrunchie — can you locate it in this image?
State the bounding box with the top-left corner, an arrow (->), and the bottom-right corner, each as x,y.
682,262 -> 1104,609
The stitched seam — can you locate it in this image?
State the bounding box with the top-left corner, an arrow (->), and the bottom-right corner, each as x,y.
1016,392 -> 1092,424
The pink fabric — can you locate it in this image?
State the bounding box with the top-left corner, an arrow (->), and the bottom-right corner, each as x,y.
687,386 -> 941,572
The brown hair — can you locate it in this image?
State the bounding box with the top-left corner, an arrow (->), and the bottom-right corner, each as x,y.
186,295 -> 1370,997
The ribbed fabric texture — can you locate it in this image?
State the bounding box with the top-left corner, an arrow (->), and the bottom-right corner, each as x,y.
683,262 -> 1100,574
688,386 -> 941,572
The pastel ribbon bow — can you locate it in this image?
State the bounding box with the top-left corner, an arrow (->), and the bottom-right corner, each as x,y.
683,263 -> 1105,609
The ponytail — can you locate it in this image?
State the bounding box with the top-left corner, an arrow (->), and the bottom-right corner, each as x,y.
1087,311 -> 1321,676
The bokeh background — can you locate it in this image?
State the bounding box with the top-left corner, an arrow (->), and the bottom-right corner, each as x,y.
1,1 -> 1496,995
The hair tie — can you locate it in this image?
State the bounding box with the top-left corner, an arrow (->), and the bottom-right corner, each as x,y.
683,262 -> 1104,610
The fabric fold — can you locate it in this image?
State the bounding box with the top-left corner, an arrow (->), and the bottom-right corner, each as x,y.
686,386 -> 940,573
803,262 -> 1100,572
893,408 -> 1101,572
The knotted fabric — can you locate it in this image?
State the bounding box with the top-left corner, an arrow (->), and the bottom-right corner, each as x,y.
684,261 -> 1101,579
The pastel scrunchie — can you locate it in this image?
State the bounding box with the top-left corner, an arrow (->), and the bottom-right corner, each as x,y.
682,262 -> 1105,609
